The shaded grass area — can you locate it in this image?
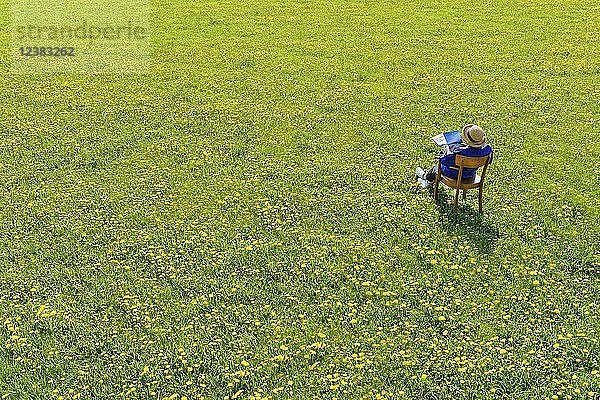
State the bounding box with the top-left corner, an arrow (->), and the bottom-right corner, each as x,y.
0,0 -> 599,398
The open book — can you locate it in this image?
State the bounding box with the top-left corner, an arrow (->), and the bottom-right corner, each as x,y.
432,130 -> 462,147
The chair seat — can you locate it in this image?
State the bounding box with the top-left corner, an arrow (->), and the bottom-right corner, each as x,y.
439,173 -> 481,189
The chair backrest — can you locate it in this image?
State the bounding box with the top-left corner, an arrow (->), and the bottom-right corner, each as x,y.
455,154 -> 490,169
455,154 -> 491,185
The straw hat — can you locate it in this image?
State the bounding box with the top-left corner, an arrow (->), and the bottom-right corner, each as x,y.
461,124 -> 486,148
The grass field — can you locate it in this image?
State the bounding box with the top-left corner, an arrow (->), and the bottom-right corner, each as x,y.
1,0 -> 600,398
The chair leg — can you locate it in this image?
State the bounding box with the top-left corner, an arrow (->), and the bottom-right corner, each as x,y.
434,179 -> 439,200
453,188 -> 459,211
462,189 -> 467,200
478,186 -> 483,214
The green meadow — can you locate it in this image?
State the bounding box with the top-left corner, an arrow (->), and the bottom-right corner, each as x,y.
1,0 -> 599,398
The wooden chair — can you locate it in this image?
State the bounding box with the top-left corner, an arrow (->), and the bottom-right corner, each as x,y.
433,154 -> 491,213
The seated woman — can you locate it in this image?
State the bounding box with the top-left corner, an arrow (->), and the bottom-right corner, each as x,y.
416,124 -> 493,188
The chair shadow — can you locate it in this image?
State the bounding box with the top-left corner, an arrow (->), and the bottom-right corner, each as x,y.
432,189 -> 500,254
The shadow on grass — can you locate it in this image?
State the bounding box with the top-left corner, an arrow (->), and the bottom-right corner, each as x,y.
433,189 -> 500,254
